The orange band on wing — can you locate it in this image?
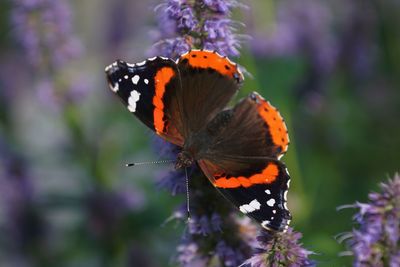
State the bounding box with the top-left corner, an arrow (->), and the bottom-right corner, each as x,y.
257,99 -> 289,154
179,50 -> 243,81
153,67 -> 175,133
214,162 -> 279,188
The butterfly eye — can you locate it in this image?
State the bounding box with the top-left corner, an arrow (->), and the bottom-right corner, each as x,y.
249,92 -> 259,103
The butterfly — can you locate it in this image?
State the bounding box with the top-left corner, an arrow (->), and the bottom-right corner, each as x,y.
105,50 -> 291,232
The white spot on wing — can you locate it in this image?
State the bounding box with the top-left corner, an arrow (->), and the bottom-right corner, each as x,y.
111,82 -> 119,92
131,75 -> 140,85
239,199 -> 261,214
261,220 -> 270,229
144,79 -> 149,84
272,210 -> 276,214
266,198 -> 276,207
136,60 -> 146,66
148,56 -> 157,61
265,189 -> 271,195
127,90 -> 141,112
284,190 -> 288,201
124,75 -> 128,79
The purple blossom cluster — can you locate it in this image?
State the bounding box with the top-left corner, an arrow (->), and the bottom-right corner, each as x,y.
340,174 -> 400,266
155,118 -> 315,267
151,0 -> 254,255
244,227 -> 316,267
12,0 -> 82,68
152,1 -> 317,266
11,0 -> 87,109
157,143 -> 252,266
153,0 -> 243,58
85,188 -> 145,241
0,135 -> 48,266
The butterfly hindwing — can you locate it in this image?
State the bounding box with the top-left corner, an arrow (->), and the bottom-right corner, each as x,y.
202,92 -> 289,160
197,92 -> 291,231
198,158 -> 291,232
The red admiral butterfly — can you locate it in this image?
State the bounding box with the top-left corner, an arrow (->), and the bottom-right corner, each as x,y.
105,50 -> 291,232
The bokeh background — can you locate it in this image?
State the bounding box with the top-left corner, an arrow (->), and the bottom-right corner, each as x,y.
1,0 -> 399,266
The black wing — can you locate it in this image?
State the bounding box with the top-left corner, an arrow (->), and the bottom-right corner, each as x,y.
198,92 -> 291,232
105,50 -> 243,146
105,57 -> 185,146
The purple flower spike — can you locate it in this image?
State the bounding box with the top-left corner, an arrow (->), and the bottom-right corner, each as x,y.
151,2 -> 313,267
152,0 -> 244,58
178,7 -> 198,31
244,227 -> 316,267
155,137 -> 252,266
340,174 -> 400,266
12,0 -> 82,69
11,0 -> 88,109
203,0 -> 231,14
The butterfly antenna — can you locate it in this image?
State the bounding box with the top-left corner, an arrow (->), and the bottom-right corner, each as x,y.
185,167 -> 191,222
125,159 -> 175,167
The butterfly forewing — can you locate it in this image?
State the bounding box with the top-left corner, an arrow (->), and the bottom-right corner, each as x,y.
176,50 -> 242,136
105,57 -> 185,146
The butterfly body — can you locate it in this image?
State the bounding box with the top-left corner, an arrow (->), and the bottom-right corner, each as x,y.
176,111 -> 235,169
105,50 -> 291,232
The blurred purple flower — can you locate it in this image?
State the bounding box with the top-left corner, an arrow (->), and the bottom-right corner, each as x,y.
339,174 -> 400,266
0,135 -> 48,265
203,0 -> 232,13
250,0 -> 337,72
11,0 -> 89,109
210,212 -> 222,232
157,170 -> 186,195
12,0 -> 82,68
244,227 -> 316,267
85,188 -> 144,240
152,0 -> 244,58
216,240 -> 247,267
176,241 -> 209,267
248,0 -> 338,107
336,0 -> 379,81
155,137 -> 253,266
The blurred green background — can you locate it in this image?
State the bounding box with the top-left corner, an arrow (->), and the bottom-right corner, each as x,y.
0,0 -> 399,266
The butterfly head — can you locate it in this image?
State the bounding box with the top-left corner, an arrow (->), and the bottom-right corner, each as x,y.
175,151 -> 194,170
